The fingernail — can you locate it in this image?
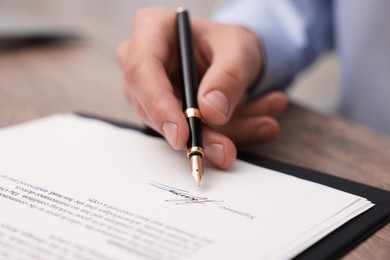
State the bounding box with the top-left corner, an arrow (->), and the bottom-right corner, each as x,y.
162,121 -> 178,148
205,90 -> 229,117
257,124 -> 272,138
205,143 -> 225,167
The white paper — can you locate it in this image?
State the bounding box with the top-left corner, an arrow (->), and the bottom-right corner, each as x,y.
0,114 -> 374,259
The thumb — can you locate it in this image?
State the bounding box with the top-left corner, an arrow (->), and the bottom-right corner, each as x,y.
197,26 -> 262,125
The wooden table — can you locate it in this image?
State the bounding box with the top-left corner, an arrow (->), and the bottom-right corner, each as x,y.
1,1 -> 389,259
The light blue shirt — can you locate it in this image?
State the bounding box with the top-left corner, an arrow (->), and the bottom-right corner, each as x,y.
215,0 -> 390,135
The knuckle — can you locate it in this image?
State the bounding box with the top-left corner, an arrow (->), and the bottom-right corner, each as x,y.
133,101 -> 145,117
221,64 -> 243,85
144,98 -> 163,117
123,58 -> 144,84
219,64 -> 246,97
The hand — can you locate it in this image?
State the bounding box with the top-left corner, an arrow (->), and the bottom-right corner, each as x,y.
117,7 -> 287,169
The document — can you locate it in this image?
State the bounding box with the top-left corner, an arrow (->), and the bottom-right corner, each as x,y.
0,114 -> 374,259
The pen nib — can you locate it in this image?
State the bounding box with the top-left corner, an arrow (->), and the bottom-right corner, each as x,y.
190,155 -> 203,187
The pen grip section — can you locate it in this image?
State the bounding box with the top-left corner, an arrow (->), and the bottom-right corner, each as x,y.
187,116 -> 203,153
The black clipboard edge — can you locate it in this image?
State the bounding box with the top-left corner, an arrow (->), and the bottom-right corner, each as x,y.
237,152 -> 390,260
77,113 -> 390,260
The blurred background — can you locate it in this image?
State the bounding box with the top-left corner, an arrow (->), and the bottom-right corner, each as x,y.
0,0 -> 340,118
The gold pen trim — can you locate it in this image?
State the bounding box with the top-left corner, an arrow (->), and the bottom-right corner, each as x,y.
184,108 -> 202,119
187,146 -> 204,158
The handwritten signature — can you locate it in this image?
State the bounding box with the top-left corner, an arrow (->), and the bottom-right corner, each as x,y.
149,181 -> 256,219
148,181 -> 224,205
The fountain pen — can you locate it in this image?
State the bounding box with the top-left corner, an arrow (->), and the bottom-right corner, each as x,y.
176,7 -> 204,186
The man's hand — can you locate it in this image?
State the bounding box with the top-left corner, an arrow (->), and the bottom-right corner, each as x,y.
117,7 -> 287,169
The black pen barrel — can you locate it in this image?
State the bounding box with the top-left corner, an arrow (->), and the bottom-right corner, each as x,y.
177,7 -> 204,186
177,8 -> 203,151
177,9 -> 198,109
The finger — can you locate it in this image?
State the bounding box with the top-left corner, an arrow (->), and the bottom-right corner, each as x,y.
215,116 -> 279,144
130,8 -> 177,66
236,91 -> 288,117
121,8 -> 188,150
197,25 -> 262,126
122,81 -> 152,127
124,57 -> 188,150
202,125 -> 237,169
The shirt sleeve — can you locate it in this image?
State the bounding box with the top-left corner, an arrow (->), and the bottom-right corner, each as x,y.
213,0 -> 334,98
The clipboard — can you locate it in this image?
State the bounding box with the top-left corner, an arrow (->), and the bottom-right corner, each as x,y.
77,113 -> 390,259
238,153 -> 390,259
